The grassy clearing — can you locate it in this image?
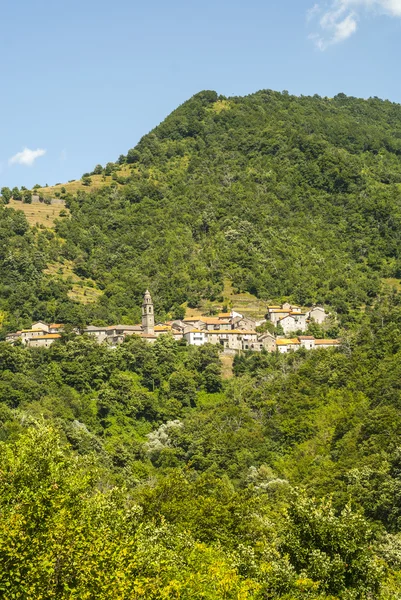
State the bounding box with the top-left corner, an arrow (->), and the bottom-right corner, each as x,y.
220,354 -> 234,379
44,261 -> 103,305
8,200 -> 69,228
382,278 -> 401,292
222,279 -> 268,318
184,279 -> 268,320
211,100 -> 231,113
35,165 -> 133,197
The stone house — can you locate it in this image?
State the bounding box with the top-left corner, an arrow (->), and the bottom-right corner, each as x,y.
139,333 -> 157,343
168,320 -> 189,333
298,336 -> 316,350
258,333 -> 277,352
116,325 -> 143,336
27,334 -> 61,348
20,328 -> 48,345
154,325 -> 173,337
276,338 -> 301,353
204,329 -> 258,351
5,331 -> 22,344
218,312 -> 231,320
231,315 -> 258,331
307,306 -> 328,324
268,309 -> 291,326
201,317 -> 231,331
84,326 -> 110,343
279,313 -> 307,334
31,321 -> 50,333
183,318 -> 207,330
237,330 -> 258,350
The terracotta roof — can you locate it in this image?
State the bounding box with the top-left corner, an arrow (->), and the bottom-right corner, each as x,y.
154,325 -> 171,331
21,328 -> 47,333
49,324 -> 63,328
270,309 -> 291,313
298,336 -> 315,340
315,339 -> 340,345
276,338 -> 300,346
140,333 -> 157,339
201,317 -> 230,324
218,313 -> 231,318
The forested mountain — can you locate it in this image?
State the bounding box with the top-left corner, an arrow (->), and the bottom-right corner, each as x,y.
3,89 -> 401,330
3,90 -> 401,598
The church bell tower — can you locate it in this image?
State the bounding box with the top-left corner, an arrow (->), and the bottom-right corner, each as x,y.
142,289 -> 154,335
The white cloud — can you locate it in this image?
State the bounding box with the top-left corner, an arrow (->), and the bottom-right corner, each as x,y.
309,0 -> 401,49
9,147 -> 46,167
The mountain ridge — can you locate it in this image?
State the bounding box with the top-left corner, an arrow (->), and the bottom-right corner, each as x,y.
2,88 -> 401,333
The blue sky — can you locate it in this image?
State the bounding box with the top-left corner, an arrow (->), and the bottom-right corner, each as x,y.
2,0 -> 401,189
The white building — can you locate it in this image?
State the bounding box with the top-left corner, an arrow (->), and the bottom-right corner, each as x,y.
276,338 -> 301,353
298,336 -> 316,350
184,329 -> 206,346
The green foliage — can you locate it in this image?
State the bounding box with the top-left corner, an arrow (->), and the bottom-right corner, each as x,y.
81,175 -> 92,186
1,187 -> 11,203
11,186 -> 21,200
1,297 -> 401,595
4,90 -> 401,330
22,190 -> 32,203
3,89 -> 401,595
93,164 -> 104,175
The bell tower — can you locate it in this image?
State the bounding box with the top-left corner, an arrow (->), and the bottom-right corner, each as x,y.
142,289 -> 154,334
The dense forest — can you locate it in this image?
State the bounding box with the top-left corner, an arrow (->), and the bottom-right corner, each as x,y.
2,295 -> 401,597
3,90 -> 401,331
3,89 -> 401,597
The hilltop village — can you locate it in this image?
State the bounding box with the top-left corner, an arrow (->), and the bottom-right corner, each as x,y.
6,290 -> 340,353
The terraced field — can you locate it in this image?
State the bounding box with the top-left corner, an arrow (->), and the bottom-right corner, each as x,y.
8,199 -> 69,228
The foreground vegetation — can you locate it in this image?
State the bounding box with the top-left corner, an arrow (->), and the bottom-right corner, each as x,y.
1,293 -> 401,597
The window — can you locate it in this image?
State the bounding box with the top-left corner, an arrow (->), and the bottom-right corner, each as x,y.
148,306 -> 152,313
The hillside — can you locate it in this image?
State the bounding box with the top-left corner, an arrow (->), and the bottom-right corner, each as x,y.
4,89 -> 401,598
3,89 -> 401,330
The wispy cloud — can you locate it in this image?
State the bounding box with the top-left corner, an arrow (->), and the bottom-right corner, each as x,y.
309,0 -> 401,49
9,147 -> 46,167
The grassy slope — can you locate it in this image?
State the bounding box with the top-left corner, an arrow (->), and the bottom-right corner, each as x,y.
35,165 -> 133,198
44,261 -> 103,304
8,199 -> 69,228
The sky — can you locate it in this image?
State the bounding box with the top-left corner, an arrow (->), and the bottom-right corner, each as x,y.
2,0 -> 401,189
